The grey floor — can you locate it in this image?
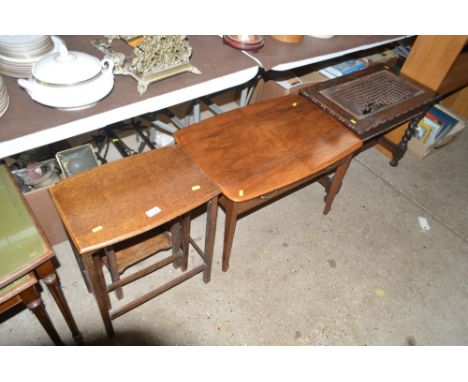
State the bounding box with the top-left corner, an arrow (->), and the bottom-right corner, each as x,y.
1,125 -> 467,346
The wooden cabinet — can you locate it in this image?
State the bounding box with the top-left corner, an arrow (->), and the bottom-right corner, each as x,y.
377,35 -> 468,158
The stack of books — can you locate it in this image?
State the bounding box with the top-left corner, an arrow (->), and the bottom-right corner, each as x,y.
413,105 -> 462,145
319,59 -> 367,79
408,103 -> 466,159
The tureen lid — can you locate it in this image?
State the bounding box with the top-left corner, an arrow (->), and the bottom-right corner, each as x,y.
32,45 -> 103,85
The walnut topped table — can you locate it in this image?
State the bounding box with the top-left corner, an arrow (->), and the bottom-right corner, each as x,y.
175,94 -> 363,271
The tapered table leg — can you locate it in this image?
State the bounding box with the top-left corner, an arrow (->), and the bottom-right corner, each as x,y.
203,196 -> 218,282
222,200 -> 239,272
21,285 -> 64,346
36,260 -> 83,344
323,156 -> 352,215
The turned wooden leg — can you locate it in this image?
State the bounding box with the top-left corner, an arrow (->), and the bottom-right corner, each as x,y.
82,252 -> 115,338
390,116 -> 421,167
181,213 -> 191,272
20,285 -> 64,346
36,260 -> 83,345
222,199 -> 239,272
104,247 -> 123,300
203,196 -> 218,282
323,156 -> 352,215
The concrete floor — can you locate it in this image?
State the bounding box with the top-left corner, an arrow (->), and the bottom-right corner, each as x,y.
1,121 -> 467,346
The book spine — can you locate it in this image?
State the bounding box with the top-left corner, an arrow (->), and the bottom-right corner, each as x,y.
421,117 -> 442,145
418,119 -> 433,143
425,112 -> 444,127
430,106 -> 458,126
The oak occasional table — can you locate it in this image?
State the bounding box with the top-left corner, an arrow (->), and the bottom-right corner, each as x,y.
175,94 -> 363,271
49,146 -> 220,337
0,165 -> 83,344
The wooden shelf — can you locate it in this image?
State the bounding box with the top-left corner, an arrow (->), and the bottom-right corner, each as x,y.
438,51 -> 468,96
442,86 -> 468,118
113,231 -> 172,273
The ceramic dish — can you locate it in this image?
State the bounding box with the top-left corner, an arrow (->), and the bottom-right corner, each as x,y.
0,74 -> 9,118
0,36 -> 63,78
18,45 -> 115,110
0,35 -> 52,58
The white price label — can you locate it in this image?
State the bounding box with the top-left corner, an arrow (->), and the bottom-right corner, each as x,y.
145,206 -> 161,218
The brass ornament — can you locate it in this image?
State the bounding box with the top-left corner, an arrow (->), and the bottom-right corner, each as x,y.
92,35 -> 201,94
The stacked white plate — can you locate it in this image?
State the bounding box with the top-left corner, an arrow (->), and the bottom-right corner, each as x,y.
0,35 -> 62,78
0,74 -> 9,118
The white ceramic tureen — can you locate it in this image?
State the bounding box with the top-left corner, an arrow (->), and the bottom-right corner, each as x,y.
18,44 -> 114,110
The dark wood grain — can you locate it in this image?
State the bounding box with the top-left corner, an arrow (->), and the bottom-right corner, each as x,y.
175,94 -> 362,202
299,64 -> 439,140
175,94 -> 362,271
49,146 -> 220,255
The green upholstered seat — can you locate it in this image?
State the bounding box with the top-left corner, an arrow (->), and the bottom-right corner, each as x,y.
0,165 -> 46,286
0,274 -> 31,300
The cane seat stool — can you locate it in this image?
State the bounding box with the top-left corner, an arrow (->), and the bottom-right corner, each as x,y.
49,146 -> 220,337
175,94 -> 363,271
0,165 -> 82,345
299,64 -> 439,166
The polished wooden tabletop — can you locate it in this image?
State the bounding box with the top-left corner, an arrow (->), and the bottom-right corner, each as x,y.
174,94 -> 363,202
49,146 -> 220,254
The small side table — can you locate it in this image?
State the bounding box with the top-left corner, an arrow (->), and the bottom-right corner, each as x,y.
0,165 -> 82,345
300,64 -> 439,166
175,95 -> 363,271
49,146 -> 220,337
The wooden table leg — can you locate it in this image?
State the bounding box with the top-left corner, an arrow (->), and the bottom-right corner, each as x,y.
82,252 -> 115,338
67,232 -> 91,293
181,213 -> 191,272
20,285 -> 64,346
203,196 -> 218,283
36,260 -> 83,345
323,156 -> 352,215
222,199 -> 239,272
104,247 -> 123,300
171,218 -> 183,269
